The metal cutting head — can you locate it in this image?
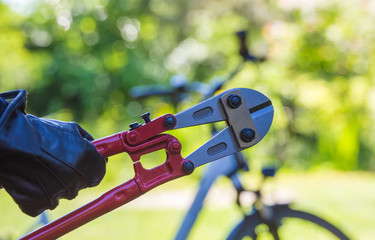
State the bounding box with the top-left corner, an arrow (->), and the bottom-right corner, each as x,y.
173,88 -> 274,167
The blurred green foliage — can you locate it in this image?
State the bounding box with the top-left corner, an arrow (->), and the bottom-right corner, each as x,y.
1,0 -> 375,171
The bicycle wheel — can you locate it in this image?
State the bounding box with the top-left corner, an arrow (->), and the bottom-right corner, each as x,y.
226,204 -> 350,240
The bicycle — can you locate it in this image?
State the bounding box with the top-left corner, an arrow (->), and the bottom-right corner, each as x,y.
130,31 -> 351,240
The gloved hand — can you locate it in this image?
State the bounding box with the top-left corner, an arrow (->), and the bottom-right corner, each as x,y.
0,90 -> 106,217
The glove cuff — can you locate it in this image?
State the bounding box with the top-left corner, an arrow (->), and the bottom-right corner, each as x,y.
0,89 -> 27,130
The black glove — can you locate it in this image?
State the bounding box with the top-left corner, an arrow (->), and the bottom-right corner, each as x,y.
0,90 -> 106,217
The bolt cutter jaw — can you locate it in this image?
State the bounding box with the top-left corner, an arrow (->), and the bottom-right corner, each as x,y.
174,88 -> 274,167
94,87 -> 274,172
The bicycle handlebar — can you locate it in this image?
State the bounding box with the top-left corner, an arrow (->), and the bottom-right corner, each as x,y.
237,31 -> 250,61
130,85 -> 175,99
129,31 -> 267,105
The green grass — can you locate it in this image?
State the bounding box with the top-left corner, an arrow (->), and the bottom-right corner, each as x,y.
1,170 -> 374,239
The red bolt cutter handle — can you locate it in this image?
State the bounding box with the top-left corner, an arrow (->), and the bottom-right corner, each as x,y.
21,114 -> 192,240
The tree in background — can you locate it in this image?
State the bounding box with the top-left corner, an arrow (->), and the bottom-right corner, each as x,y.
1,0 -> 375,171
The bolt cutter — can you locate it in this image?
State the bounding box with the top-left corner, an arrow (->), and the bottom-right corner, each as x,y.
21,88 -> 273,240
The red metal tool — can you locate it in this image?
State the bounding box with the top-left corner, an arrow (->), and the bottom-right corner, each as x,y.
21,88 -> 274,240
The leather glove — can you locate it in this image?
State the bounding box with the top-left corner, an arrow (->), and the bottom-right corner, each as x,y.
0,90 -> 106,217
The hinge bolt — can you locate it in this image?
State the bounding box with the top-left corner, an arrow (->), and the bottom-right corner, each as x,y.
182,161 -> 194,173
227,94 -> 242,109
240,128 -> 255,142
164,116 -> 176,128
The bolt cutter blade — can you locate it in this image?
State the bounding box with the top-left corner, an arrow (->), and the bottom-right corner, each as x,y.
173,88 -> 272,129
185,104 -> 273,167
185,127 -> 238,167
174,88 -> 274,168
173,91 -> 227,129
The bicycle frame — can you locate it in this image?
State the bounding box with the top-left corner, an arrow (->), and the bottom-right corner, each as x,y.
175,153 -> 245,239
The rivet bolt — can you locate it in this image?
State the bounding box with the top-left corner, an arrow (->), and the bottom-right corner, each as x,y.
164,116 -> 176,128
227,94 -> 242,109
182,161 -> 194,173
240,128 -> 255,143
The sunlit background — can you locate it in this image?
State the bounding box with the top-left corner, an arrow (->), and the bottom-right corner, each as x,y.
1,0 -> 375,239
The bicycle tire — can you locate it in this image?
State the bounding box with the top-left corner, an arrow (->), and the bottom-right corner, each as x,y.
226,204 -> 350,240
